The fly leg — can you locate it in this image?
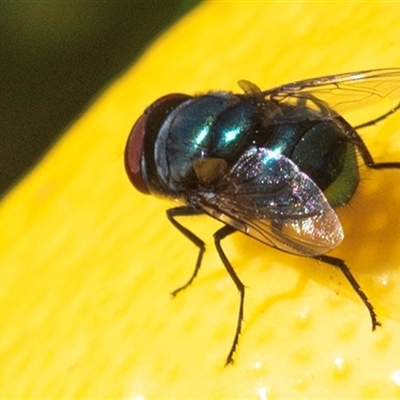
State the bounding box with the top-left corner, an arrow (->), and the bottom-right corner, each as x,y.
213,225 -> 244,365
166,206 -> 205,296
315,254 -> 381,330
345,126 -> 400,170
355,100 -> 400,130
333,108 -> 400,170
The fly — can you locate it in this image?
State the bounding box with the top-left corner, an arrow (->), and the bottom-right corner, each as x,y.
124,68 -> 400,365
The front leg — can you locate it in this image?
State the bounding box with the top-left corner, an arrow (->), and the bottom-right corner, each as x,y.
166,206 -> 206,296
213,225 -> 244,365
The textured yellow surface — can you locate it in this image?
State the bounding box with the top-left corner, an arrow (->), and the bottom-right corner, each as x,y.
1,2 -> 400,398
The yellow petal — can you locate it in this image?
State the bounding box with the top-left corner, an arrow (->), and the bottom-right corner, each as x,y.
2,2 -> 400,398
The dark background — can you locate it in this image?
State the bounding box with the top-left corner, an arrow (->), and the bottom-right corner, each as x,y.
0,1 -> 200,197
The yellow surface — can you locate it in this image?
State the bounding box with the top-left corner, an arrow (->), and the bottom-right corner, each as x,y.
2,2 -> 400,398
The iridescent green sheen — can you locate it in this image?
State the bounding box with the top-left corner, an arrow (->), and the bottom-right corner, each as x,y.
290,121 -> 359,207
323,141 -> 359,207
211,101 -> 257,162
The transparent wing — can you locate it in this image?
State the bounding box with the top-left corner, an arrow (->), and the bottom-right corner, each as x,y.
195,147 -> 344,257
261,68 -> 400,125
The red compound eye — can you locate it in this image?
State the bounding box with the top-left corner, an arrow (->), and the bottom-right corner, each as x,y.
125,93 -> 191,195
124,113 -> 149,194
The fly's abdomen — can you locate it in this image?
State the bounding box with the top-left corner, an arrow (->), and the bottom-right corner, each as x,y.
290,118 -> 360,208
